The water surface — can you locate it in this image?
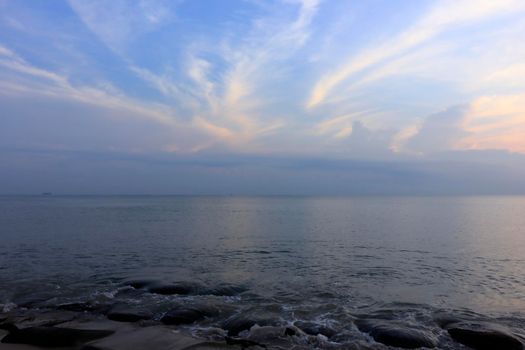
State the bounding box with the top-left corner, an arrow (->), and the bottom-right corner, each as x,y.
1,196 -> 524,348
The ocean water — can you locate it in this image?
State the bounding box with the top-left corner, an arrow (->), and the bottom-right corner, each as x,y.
1,195 -> 524,348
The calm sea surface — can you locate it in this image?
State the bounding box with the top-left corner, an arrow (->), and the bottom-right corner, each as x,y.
1,196 -> 524,347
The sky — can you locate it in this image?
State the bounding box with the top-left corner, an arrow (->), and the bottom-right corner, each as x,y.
1,0 -> 525,195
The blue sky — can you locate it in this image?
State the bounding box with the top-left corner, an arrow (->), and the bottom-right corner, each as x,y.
1,0 -> 525,194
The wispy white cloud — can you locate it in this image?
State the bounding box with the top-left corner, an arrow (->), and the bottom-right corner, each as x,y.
67,0 -> 175,52
2,0 -> 525,158
0,44 -> 176,126
124,0 -> 319,148
307,0 -> 525,108
459,94 -> 525,153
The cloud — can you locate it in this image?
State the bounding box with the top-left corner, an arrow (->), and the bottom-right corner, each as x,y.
0,45 -> 178,126
2,0 -> 525,175
306,0 -> 525,108
405,105 -> 469,154
458,94 -> 525,153
124,0 -> 319,149
404,94 -> 525,155
2,147 -> 525,195
67,0 -> 175,52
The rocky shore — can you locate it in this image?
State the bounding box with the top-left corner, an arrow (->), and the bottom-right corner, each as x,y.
1,279 -> 524,349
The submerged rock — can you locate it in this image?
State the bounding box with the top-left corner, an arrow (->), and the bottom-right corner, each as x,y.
222,314 -> 280,337
148,282 -> 197,295
202,284 -> 248,297
445,321 -> 523,350
124,279 -> 159,289
161,308 -> 206,325
145,281 -> 247,297
225,336 -> 266,348
294,321 -> 337,338
107,305 -> 153,323
82,326 -> 229,350
57,302 -> 111,314
356,319 -> 437,349
1,326 -> 114,347
433,312 -> 464,329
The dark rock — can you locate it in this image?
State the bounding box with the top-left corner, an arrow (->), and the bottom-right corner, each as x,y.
433,312 -> 464,329
445,321 -> 523,350
123,279 -> 159,289
203,284 -> 248,296
12,294 -> 52,309
107,305 -> 152,322
57,302 -> 110,314
1,326 -> 113,347
284,327 -> 296,336
161,309 -> 205,325
222,315 -> 279,337
294,321 -> 337,338
0,322 -> 17,332
148,282 -> 196,295
356,319 -> 437,349
114,287 -> 147,298
225,336 -> 267,348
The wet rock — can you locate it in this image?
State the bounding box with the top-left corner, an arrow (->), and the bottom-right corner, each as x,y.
284,326 -> 297,336
0,321 -> 17,332
57,302 -> 111,314
0,309 -> 78,329
433,312 -> 464,329
161,304 -> 220,325
202,284 -> 248,297
294,321 -> 337,338
356,320 -> 437,349
192,326 -> 228,341
148,282 -> 197,295
124,279 -> 159,289
1,326 -> 113,347
246,325 -> 300,346
163,300 -> 237,327
12,293 -> 53,309
445,321 -> 523,350
161,308 -> 206,325
222,315 -> 280,337
107,305 -> 153,323
225,336 -> 266,348
81,326 -> 220,350
114,287 -> 148,299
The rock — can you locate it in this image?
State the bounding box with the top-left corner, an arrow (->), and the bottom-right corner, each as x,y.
161,303 -> 220,325
161,308 -> 206,325
245,325 -> 297,346
0,309 -> 77,329
81,326 -> 221,350
445,321 -> 523,350
294,321 -> 337,338
202,285 -> 248,297
356,320 -> 437,349
124,279 -> 159,289
222,315 -> 280,337
433,312 -> 464,329
1,326 -> 114,347
225,336 -> 266,348
148,283 -> 197,295
284,327 -> 297,336
57,302 -> 111,314
107,305 -> 152,323
12,293 -> 53,309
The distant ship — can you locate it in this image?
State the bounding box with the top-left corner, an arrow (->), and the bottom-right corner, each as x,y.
41,192 -> 53,196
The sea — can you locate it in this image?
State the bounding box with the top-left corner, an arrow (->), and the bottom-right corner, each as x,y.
1,195 -> 524,348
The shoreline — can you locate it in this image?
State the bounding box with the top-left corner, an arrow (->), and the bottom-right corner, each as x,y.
1,300 -> 524,350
